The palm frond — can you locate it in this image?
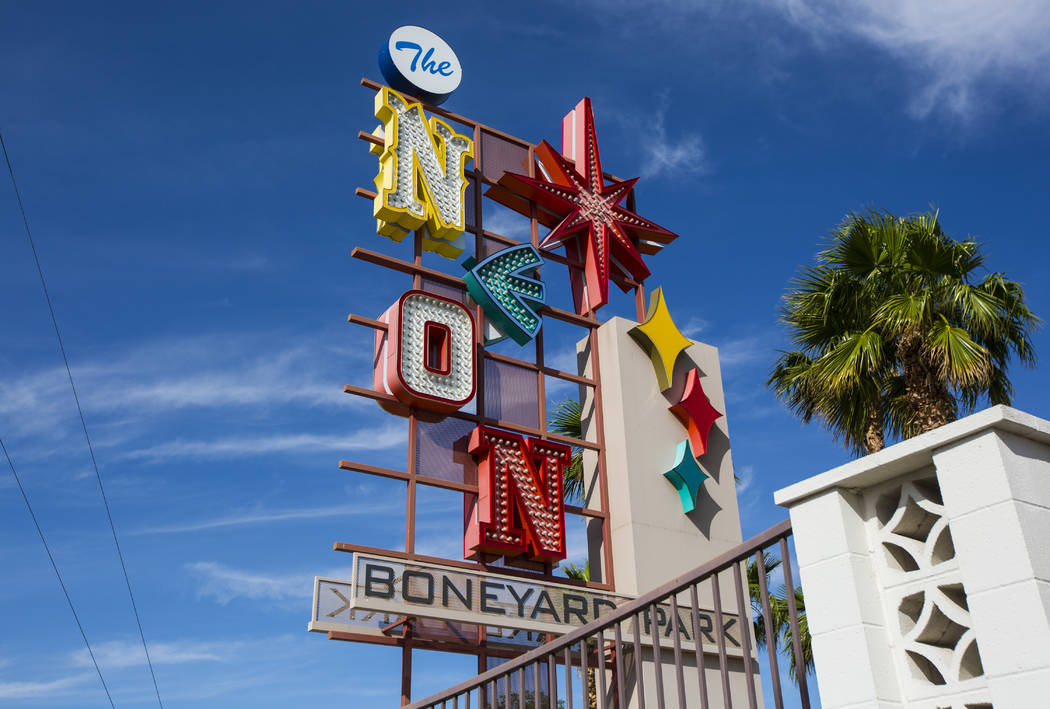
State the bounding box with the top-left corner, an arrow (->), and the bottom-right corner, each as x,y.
771,208 -> 1039,449
560,560 -> 589,581
548,399 -> 585,502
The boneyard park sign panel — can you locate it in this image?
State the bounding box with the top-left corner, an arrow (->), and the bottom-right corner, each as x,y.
311,554 -> 741,655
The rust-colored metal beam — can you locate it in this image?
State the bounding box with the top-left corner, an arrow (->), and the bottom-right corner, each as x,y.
330,541 -> 614,592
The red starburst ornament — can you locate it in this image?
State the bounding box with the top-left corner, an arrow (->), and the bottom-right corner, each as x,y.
487,98 -> 679,315
669,368 -> 723,458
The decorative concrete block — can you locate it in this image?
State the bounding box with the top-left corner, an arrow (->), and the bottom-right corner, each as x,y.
996,430 -> 1050,509
788,488 -> 869,568
809,624 -> 901,707
1014,500 -> 1050,583
932,431 -> 1016,517
797,552 -> 884,635
987,666 -> 1050,706
865,471 -> 957,591
948,501 -> 1039,594
966,579 -> 1050,676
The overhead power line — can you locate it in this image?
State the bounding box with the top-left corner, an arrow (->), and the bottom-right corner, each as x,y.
1,130 -> 164,708
1,437 -> 116,708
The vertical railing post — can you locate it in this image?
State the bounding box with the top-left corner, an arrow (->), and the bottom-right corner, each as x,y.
669,595 -> 686,709
779,538 -> 811,709
755,551 -> 785,709
732,561 -> 759,709
689,583 -> 711,709
711,572 -> 733,709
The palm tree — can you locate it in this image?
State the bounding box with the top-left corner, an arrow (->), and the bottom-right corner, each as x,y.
771,209 -> 1038,452
768,349 -> 895,455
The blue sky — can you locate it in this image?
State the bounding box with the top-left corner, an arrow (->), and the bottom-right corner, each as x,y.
2,1 -> 1050,706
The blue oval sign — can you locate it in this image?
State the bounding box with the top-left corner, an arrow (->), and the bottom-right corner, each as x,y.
378,26 -> 462,106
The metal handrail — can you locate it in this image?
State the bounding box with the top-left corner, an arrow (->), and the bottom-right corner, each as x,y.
405,518 -> 805,709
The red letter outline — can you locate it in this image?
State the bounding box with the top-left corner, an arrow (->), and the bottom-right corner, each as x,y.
465,426 -> 571,563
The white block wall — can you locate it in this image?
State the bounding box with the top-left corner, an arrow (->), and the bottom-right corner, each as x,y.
775,406 -> 1050,709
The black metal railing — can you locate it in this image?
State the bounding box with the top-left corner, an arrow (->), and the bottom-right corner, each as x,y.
404,519 -> 811,709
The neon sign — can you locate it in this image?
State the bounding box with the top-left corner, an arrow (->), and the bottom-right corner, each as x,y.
372,87 -> 473,259
373,290 -> 476,414
463,244 -> 546,345
378,26 -> 462,106
464,426 -> 571,563
628,288 -> 724,513
670,368 -> 723,458
628,287 -> 693,391
487,98 -> 678,315
663,440 -> 709,514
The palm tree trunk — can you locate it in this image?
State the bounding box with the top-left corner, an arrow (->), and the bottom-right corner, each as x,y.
898,331 -> 957,433
864,405 -> 884,454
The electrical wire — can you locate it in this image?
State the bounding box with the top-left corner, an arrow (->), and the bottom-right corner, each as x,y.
1,437 -> 116,709
1,130 -> 164,708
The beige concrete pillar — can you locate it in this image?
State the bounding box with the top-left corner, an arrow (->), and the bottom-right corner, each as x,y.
585,316 -> 743,593
582,316 -> 757,708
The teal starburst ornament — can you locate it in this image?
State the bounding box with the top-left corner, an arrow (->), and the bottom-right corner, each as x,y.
663,439 -> 709,514
463,244 -> 545,345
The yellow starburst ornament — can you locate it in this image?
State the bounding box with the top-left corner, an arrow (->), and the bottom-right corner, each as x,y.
628,287 -> 692,391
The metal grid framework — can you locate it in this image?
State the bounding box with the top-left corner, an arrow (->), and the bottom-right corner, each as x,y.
403,521 -> 812,709
336,78 -> 652,701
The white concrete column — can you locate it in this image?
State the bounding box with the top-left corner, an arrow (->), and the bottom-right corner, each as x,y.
784,488 -> 903,707
776,406 -> 1050,709
932,427 -> 1050,706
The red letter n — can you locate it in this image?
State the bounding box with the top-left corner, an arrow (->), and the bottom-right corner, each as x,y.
464,426 -> 571,563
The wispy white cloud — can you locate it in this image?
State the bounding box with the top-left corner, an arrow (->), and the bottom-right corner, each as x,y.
735,464 -> 754,494
0,331 -> 367,450
682,316 -> 710,338
734,463 -> 765,526
132,500 -> 402,535
716,336 -> 767,371
770,0 -> 1050,121
582,0 -> 1050,122
0,673 -> 92,700
187,562 -> 354,605
545,345 -> 584,376
67,634 -> 312,707
71,639 -> 236,669
115,423 -> 405,463
640,94 -> 708,179
482,208 -> 533,240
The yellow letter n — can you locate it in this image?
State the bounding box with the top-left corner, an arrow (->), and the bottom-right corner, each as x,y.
372,88 -> 474,259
